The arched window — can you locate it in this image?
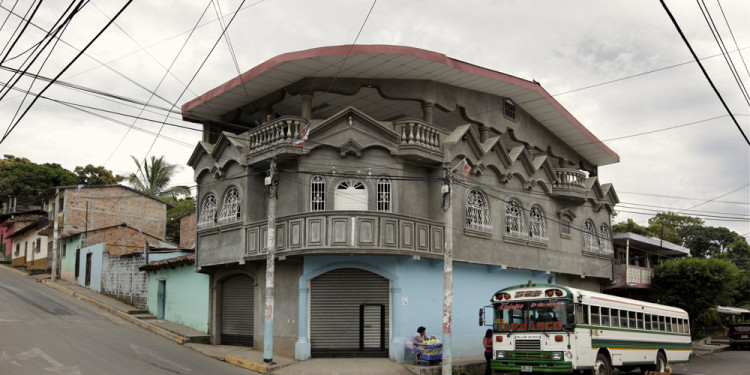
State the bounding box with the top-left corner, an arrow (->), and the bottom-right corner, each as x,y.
599,224 -> 613,253
198,193 -> 217,229
466,190 -> 491,231
583,220 -> 598,253
505,200 -> 525,239
377,177 -> 391,212
218,187 -> 241,225
529,206 -> 548,243
334,179 -> 367,210
311,175 -> 325,211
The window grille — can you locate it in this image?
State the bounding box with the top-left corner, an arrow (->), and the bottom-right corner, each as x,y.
528,206 -> 548,242
377,177 -> 391,212
599,224 -> 613,253
337,179 -> 365,190
583,220 -> 599,252
311,175 -> 325,211
465,190 -> 491,231
218,187 -> 241,225
504,100 -> 516,119
198,194 -> 217,229
505,200 -> 525,238
561,220 -> 571,236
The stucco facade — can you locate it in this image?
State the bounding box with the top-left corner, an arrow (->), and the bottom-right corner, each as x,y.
183,45 -> 619,361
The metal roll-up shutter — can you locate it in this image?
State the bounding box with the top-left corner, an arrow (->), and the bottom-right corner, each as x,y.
310,268 -> 389,357
221,274 -> 254,346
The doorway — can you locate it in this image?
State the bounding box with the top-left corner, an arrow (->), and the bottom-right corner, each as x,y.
157,280 -> 166,319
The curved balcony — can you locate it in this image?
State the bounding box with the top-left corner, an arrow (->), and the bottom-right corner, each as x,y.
551,168 -> 588,201
244,211 -> 444,259
245,116 -> 309,163
393,120 -> 445,163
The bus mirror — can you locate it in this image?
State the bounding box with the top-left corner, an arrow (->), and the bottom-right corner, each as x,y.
479,308 -> 485,326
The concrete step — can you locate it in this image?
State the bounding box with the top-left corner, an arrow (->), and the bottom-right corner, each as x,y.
131,313 -> 157,320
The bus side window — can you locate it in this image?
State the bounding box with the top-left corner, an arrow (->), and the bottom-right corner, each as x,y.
601,307 -> 610,327
575,304 -> 588,324
629,311 -> 636,328
637,312 -> 644,330
659,316 -> 666,331
673,317 -> 679,333
591,306 -> 600,326
611,309 -> 620,328
644,314 -> 652,330
665,316 -> 672,332
620,310 -> 628,328
684,319 -> 690,334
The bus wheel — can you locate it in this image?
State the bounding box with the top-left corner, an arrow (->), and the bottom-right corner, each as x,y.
593,353 -> 612,375
653,352 -> 667,372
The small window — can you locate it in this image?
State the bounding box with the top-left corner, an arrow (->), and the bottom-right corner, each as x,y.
620,311 -> 628,328
645,314 -> 652,330
576,304 -> 588,324
659,316 -> 666,331
377,177 -> 391,212
611,309 -> 620,328
629,311 -> 636,328
311,175 -> 325,211
466,190 -> 491,232
684,319 -> 690,334
583,220 -> 598,252
198,194 -> 217,229
504,99 -> 516,120
561,220 -> 571,237
217,187 -> 241,225
505,200 -> 524,238
528,206 -> 548,242
637,312 -> 644,330
666,317 -> 672,332
601,307 -> 610,327
58,196 -> 65,211
15,243 -> 20,256
591,306 -> 600,326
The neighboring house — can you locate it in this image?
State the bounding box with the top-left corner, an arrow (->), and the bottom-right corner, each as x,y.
140,252 -> 209,333
1,209 -> 47,267
178,212 -> 196,249
7,219 -> 48,270
1,216 -> 14,262
37,185 -> 168,277
182,45 -> 619,361
60,224 -> 166,283
603,232 -> 689,300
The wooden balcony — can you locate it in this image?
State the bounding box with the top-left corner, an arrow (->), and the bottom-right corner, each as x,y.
604,264 -> 653,290
243,211 -> 444,259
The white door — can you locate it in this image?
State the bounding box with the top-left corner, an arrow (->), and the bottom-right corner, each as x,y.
334,179 -> 367,210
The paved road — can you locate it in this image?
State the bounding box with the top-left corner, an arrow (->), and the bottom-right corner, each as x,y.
671,350 -> 750,375
0,267 -> 254,375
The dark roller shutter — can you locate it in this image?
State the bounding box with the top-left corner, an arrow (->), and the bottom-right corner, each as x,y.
221,274 -> 254,346
310,268 -> 389,357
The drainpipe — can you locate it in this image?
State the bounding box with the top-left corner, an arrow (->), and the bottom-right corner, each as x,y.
263,159 -> 278,363
441,168 -> 453,375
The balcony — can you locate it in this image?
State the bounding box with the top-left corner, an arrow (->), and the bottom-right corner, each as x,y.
551,168 -> 588,202
244,211 -> 444,259
605,264 -> 654,290
392,120 -> 445,163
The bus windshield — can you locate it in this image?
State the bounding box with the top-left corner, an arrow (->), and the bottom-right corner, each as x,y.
493,300 -> 574,332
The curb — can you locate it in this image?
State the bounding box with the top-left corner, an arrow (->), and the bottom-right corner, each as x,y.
225,355 -> 271,373
40,280 -> 188,345
0,264 -> 30,277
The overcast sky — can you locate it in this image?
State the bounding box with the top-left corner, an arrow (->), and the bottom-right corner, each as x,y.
0,0 -> 748,237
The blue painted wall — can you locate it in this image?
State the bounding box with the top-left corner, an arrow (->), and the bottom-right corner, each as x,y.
146,264 -> 209,332
301,255 -> 553,359
79,243 -> 104,292
60,234 -> 81,282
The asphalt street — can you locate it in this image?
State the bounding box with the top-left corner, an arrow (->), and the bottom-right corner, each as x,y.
0,266 -> 255,375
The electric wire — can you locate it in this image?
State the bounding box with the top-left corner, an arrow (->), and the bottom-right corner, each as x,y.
716,0 -> 750,80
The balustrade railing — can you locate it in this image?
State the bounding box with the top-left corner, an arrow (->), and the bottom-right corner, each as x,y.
246,117 -> 307,152
395,120 -> 441,149
553,168 -> 587,190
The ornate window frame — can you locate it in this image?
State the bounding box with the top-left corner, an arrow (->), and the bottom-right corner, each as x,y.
583,220 -> 599,253
528,205 -> 548,244
377,176 -> 391,212
197,193 -> 217,230
311,175 -> 325,211
599,224 -> 613,254
505,200 -> 526,240
465,189 -> 491,232
217,187 -> 241,225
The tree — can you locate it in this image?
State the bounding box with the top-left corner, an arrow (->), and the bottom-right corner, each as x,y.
682,225 -> 738,258
0,155 -> 77,205
612,218 -> 653,237
647,212 -> 703,246
127,155 -> 189,199
163,196 -> 196,243
74,164 -> 124,186
650,257 -> 740,336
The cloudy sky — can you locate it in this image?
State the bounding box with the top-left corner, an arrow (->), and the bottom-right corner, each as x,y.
0,0 -> 748,237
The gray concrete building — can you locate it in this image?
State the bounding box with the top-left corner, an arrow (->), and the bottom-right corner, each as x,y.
182,45 -> 619,362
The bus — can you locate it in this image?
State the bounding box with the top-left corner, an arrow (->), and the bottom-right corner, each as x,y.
479,282 -> 691,374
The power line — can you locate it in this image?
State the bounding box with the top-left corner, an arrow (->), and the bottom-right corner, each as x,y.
659,0 -> 749,146
716,0 -> 750,80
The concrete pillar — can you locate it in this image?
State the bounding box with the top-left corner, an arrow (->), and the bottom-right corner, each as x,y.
263,160 -> 278,363
301,92 -> 313,120
479,125 -> 489,143
294,285 -> 311,360
421,101 -> 434,123
389,286 -> 406,362
441,170 -> 453,375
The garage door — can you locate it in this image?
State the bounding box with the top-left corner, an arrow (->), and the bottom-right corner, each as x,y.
221,274 -> 254,346
310,268 -> 389,357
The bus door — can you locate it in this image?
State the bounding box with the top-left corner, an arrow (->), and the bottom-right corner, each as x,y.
574,303 -> 594,367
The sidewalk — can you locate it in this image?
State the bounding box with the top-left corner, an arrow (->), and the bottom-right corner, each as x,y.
3,264 -> 487,374
692,338 -> 730,357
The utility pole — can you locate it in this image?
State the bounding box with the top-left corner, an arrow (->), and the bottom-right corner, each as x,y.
441,168 -> 453,375
50,188 -> 60,281
263,159 -> 278,363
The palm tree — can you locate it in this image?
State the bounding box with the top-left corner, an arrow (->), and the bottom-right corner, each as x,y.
127,155 -> 189,199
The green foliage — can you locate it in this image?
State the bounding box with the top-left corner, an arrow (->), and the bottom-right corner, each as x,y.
127,155 -> 189,199
650,257 -> 740,335
163,196 -> 196,243
0,154 -> 77,204
74,164 -> 124,186
682,225 -> 738,258
612,218 -> 653,237
647,212 -> 703,246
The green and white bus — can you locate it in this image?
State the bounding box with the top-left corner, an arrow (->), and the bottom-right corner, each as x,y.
479,282 -> 691,374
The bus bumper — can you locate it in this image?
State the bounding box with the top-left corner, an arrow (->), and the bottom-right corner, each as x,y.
492,359 -> 573,373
